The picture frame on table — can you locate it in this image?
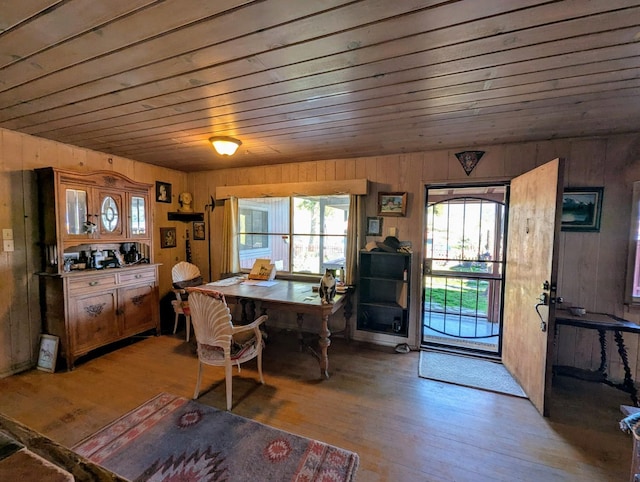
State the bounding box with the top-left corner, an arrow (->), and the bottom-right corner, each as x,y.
378,192 -> 407,217
156,181 -> 172,203
561,187 -> 604,232
160,227 -> 177,248
366,217 -> 383,236
37,334 -> 59,372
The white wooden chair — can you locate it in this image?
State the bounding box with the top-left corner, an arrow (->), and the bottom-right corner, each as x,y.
187,289 -> 267,410
171,262 -> 202,342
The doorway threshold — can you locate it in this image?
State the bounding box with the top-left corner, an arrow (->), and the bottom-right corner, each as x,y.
422,339 -> 501,362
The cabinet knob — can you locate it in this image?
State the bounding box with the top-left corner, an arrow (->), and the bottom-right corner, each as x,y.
89,281 -> 98,286
135,274 -> 142,279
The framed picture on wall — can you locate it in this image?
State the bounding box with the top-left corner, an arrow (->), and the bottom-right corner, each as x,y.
160,227 -> 177,248
193,221 -> 205,240
37,334 -> 59,372
378,192 -> 407,217
156,181 -> 172,203
366,217 -> 383,236
561,187 -> 604,232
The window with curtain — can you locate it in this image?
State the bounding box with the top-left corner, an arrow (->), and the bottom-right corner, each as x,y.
626,181 -> 640,304
238,195 -> 350,275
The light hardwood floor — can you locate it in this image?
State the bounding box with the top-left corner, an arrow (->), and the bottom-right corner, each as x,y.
0,330 -> 632,481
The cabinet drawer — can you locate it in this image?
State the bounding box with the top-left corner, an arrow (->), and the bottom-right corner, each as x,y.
67,273 -> 117,292
118,268 -> 156,284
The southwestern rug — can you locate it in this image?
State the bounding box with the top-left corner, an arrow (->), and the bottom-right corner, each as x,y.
419,350 -> 527,398
73,393 -> 359,482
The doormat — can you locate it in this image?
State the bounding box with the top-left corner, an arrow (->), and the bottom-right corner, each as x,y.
419,350 -> 527,398
73,392 -> 359,482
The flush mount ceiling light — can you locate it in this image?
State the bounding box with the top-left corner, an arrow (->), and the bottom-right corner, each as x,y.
209,136 -> 242,156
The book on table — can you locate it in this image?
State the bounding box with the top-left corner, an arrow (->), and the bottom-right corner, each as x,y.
248,259 -> 276,280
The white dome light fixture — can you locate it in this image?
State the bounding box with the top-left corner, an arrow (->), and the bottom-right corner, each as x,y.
209,136 -> 242,156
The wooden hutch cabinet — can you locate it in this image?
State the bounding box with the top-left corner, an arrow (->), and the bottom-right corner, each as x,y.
36,168 -> 160,369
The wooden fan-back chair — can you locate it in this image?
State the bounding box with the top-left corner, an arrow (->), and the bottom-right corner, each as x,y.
171,261 -> 202,341
187,288 -> 267,410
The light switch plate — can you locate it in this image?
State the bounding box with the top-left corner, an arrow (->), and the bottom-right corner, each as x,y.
2,229 -> 12,240
3,240 -> 14,252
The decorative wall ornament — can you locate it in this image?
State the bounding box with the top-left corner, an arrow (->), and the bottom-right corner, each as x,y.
103,175 -> 118,187
84,303 -> 106,317
455,150 -> 485,176
131,294 -> 148,306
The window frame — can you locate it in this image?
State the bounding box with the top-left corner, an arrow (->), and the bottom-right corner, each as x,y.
626,181 -> 640,304
238,195 -> 349,277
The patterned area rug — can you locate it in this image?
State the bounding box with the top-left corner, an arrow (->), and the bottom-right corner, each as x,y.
419,350 -> 527,398
74,393 -> 359,482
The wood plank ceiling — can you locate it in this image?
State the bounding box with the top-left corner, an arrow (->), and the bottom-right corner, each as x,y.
0,0 -> 639,172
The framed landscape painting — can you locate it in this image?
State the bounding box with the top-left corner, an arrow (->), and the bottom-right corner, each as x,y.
561,187 -> 603,232
378,192 -> 407,217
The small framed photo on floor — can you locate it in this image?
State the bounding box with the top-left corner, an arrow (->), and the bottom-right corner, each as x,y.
37,334 -> 59,372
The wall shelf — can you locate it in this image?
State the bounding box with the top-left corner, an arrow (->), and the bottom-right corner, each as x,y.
168,212 -> 204,222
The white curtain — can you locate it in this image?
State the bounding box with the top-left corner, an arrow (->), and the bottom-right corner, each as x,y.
221,196 -> 240,275
345,194 -> 364,285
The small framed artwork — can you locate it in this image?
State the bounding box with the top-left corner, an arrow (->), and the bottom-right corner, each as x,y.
366,217 -> 383,236
378,192 -> 407,217
561,187 -> 604,232
37,334 -> 59,373
156,181 -> 172,203
193,221 -> 205,240
160,227 -> 177,248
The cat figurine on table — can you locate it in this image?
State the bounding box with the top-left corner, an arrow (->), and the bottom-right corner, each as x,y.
319,269 -> 337,304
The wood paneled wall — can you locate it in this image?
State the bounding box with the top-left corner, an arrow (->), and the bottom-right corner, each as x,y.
2,126 -> 640,386
0,128 -> 187,377
187,134 -> 640,383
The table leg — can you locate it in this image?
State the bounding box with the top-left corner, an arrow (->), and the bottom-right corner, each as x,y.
296,313 -> 304,352
598,328 -> 607,374
614,330 -> 639,406
319,314 -> 331,379
239,298 -> 249,323
343,293 -> 353,342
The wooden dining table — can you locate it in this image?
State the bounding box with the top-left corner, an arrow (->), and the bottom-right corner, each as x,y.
196,279 -> 353,379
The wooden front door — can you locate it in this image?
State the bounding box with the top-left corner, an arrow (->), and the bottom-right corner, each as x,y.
503,158 -> 564,416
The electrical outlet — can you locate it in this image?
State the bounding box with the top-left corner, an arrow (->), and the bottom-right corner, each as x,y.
3,240 -> 14,252
2,228 -> 12,240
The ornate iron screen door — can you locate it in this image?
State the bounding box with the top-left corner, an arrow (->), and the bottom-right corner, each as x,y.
422,185 -> 507,355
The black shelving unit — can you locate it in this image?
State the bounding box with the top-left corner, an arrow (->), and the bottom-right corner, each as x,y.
357,250 -> 410,337
168,212 -> 204,222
